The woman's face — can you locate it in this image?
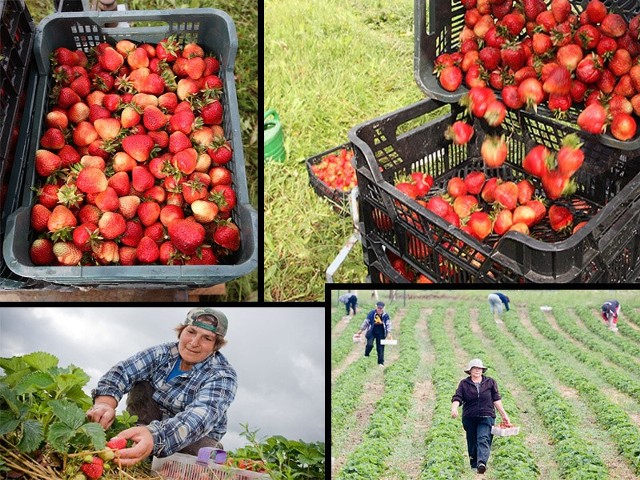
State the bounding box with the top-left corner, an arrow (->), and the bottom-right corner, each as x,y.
470,367 -> 483,376
179,325 -> 217,365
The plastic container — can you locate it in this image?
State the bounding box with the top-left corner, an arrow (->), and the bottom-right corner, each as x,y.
380,339 -> 397,345
264,109 -> 286,163
349,98 -> 640,283
151,452 -> 269,480
2,9 -> 258,287
305,143 -> 355,215
413,0 -> 640,150
491,425 -> 521,437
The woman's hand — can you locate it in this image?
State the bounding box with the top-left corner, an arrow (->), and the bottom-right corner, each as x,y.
114,426 -> 154,467
86,402 -> 116,430
451,407 -> 458,418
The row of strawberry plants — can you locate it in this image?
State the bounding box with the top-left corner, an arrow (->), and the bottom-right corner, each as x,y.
452,304 -> 539,479
531,307 -> 640,402
622,306 -> 640,329
513,307 -> 640,476
574,306 -> 640,358
477,308 -> 609,478
420,306 -> 468,479
336,305 -> 420,479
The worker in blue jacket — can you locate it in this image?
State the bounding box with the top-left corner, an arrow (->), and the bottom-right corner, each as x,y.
355,301 -> 392,367
487,293 -> 510,323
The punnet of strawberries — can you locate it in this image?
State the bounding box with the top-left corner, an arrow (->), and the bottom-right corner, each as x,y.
433,0 -> 640,142
310,147 -> 357,192
29,37 -> 242,267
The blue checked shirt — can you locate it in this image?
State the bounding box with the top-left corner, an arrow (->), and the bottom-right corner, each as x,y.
92,342 -> 237,457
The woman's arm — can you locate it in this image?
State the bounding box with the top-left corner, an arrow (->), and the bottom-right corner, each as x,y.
493,399 -> 510,424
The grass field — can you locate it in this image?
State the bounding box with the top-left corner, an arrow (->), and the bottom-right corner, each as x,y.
331,289 -> 640,479
22,0 -> 257,301
264,0 -> 424,301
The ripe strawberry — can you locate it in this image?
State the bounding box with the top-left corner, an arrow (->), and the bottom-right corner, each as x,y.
177,78 -> 200,100
426,196 -> 453,218
542,66 -> 572,95
208,141 -> 233,165
40,128 -> 66,150
501,42 -> 526,72
58,144 -> 81,167
122,134 -> 155,162
143,105 -> 168,131
53,241 -> 83,266
551,0 -> 571,23
210,184 -> 236,214
481,135 -> 508,168
95,187 -> 120,212
98,45 -> 124,72
120,220 -> 144,247
542,169 -> 577,200
577,102 -> 608,134
532,32 -> 553,56
169,109 -> 196,135
586,0 -> 607,24
438,65 -> 463,92
92,240 -> 120,264
138,201 -> 162,226
609,49 -> 632,77
478,46 -> 501,71
73,223 -> 99,252
35,150 -> 62,177
610,112 -> 637,141
57,87 -> 81,108
45,110 -> 69,130
76,167 -> 108,194
410,172 -> 434,197
493,181 -> 518,210
548,204 -> 573,232
98,212 -> 126,240
557,134 -> 585,177
493,208 -> 513,236
483,99 -> 507,127
160,204 -> 185,227
575,53 -> 602,84
466,211 -> 492,241
574,24 -> 600,50
70,75 -> 91,98
30,238 -> 56,265
54,47 -> 80,66
94,117 -> 121,141
600,13 -> 627,38
516,179 -> 535,205
191,199 -> 219,223
447,177 -> 467,198
132,165 -> 156,192
157,37 -> 181,62
169,131 -> 193,153
512,205 -> 537,227
464,171 -> 485,195
518,77 -> 545,111
522,144 -> 552,178
168,218 -> 206,254
526,199 -> 547,224
452,194 -> 478,218
184,56 -> 206,80
118,195 -> 141,220
141,73 -> 166,95
31,204 -> 52,232
128,47 -> 149,69
445,121 -> 474,145
136,236 -> 160,263
72,121 -> 99,147
172,148 -> 198,174
501,85 -> 524,109
213,220 -> 240,251
106,438 -> 127,450
201,100 -> 223,125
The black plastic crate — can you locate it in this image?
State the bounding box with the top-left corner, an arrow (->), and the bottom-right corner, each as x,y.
305,143 -> 355,216
414,0 -> 640,150
348,98 -> 640,283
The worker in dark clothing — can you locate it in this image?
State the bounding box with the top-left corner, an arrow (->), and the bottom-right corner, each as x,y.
339,292 -> 358,316
601,300 -> 621,332
487,293 -> 510,323
354,301 -> 392,367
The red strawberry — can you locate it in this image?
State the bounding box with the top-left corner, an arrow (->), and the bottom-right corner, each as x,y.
169,109 -> 196,135
557,134 -> 585,177
439,65 -> 463,92
551,0 -> 571,23
543,66 -> 572,95
39,127 -> 65,150
157,37 -> 181,62
512,205 -> 537,228
452,194 -> 478,219
445,121 -> 474,145
54,47 -> 80,66
532,32 -> 553,56
447,177 -> 467,198
213,220 -> 240,251
98,45 -> 124,72
483,99 -> 506,127
121,220 -> 144,247
574,25 -> 600,50
466,211 -> 492,241
501,43 -> 526,72
172,148 -> 198,174
426,196 -> 453,219
542,169 -> 577,200
73,223 -> 99,252
136,236 -> 160,263
526,199 -> 547,224
575,53 -> 602,84
493,208 -> 513,236
98,212 -> 127,239
208,141 -> 233,165
53,241 -> 83,266
177,78 -> 200,101
201,100 -> 223,125
160,204 -> 185,227
464,171 -> 486,195
493,181 -> 518,210
72,121 -> 99,147
522,145 -> 552,178
501,85 -> 524,109
610,112 -> 637,141
577,102 -> 608,134
95,187 -> 120,212
76,167 -> 108,194
132,165 -> 156,192
57,87 -> 81,108
480,135 -> 508,168
609,49 -> 632,77
141,105 -> 167,132
30,238 -> 56,265
35,150 -> 62,177
169,131 -> 193,153
586,0 -> 607,24
168,219 -> 206,255
548,204 -> 573,232
600,13 -> 627,38
516,179 -> 535,205
396,182 -> 419,200
518,77 -> 545,111
122,134 -> 155,162
31,204 -> 52,232
210,185 -> 237,214
106,437 -> 127,450
141,73 -> 165,95
137,201 -> 162,226
461,86 -> 496,118
410,172 -> 434,197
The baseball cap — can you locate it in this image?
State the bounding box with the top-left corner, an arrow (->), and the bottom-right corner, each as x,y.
376,301 -> 385,308
184,308 -> 228,337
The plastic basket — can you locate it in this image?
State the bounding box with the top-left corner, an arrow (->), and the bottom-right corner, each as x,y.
413,0 -> 640,150
151,453 -> 269,480
491,425 -> 521,437
380,339 -> 397,345
305,143 -> 355,215
348,98 -> 640,283
2,9 -> 258,287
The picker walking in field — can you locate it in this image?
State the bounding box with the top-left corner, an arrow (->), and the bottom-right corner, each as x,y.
339,292 -> 358,316
451,359 -> 511,475
601,300 -> 621,332
354,301 -> 392,367
488,293 -> 510,323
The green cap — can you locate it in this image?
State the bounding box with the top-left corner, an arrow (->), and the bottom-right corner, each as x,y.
184,308 -> 228,337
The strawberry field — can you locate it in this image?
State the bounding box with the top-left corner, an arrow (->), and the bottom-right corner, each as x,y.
331,290 -> 640,479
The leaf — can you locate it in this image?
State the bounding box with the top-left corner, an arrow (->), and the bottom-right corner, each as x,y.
14,372 -> 55,395
0,356 -> 29,375
0,409 -> 21,436
17,419 -> 44,453
0,384 -> 19,414
22,352 -> 59,372
79,422 -> 106,450
48,400 -> 85,430
47,421 -> 75,453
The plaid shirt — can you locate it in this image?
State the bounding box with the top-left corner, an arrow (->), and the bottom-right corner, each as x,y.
92,342 -> 237,457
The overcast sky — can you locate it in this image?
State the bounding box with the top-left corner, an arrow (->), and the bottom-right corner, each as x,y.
0,307 -> 324,452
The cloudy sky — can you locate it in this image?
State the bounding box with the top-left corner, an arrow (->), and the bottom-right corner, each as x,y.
0,307 -> 324,452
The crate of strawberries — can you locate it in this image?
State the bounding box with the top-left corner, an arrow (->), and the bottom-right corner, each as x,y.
2,9 -> 258,287
414,0 -> 640,150
349,95 -> 640,283
305,143 -> 357,215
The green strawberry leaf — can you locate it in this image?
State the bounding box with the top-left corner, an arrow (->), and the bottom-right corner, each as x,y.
47,421 -> 75,452
0,409 -> 21,436
0,384 -> 20,414
15,372 -> 55,395
49,400 -> 85,430
0,356 -> 29,375
17,419 -> 44,453
79,422 -> 106,451
22,352 -> 59,372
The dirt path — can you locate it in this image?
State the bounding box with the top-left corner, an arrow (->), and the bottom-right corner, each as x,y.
516,307 -> 638,480
330,309 -> 406,478
331,311 -> 353,342
381,308 -> 436,480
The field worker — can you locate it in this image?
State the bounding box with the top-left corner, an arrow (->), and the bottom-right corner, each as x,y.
87,308 -> 237,466
487,293 -> 510,323
451,359 -> 511,475
355,301 -> 392,367
601,300 -> 621,332
339,292 -> 358,316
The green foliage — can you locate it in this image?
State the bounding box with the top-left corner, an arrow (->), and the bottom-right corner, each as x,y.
0,352 -> 105,454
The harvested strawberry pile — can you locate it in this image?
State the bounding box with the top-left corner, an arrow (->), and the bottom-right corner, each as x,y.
29,37 -> 241,267
434,0 -> 640,142
310,147 -> 357,192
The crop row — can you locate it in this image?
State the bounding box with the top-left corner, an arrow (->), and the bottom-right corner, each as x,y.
420,307 -> 467,479
510,307 -> 640,476
477,307 -> 609,479
574,306 -> 640,359
452,304 -> 539,479
336,305 -> 420,479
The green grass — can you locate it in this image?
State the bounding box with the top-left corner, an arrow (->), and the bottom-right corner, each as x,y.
23,0 -> 257,301
264,0 -> 423,301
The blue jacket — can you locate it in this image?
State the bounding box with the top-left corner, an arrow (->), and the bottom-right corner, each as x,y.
360,309 -> 392,338
495,293 -> 510,311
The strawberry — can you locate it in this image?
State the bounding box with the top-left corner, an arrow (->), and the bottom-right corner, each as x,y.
121,104 -> 142,128
522,144 -> 552,178
480,135 -> 508,168
30,238 -> 56,265
73,121 -> 99,147
70,75 -> 91,98
35,150 -> 62,177
542,169 -> 576,200
76,167 -> 108,194
144,222 -> 165,243
526,199 -> 547,225
106,438 -> 127,450
157,37 -> 180,62
45,110 -> 69,130
210,184 -> 236,214
57,87 -> 81,108
168,218 -> 206,254
516,179 -> 535,205
73,223 -> 99,252
53,241 -> 83,266
574,25 -> 600,50
551,0 -> 571,23
191,199 -> 219,223
557,134 -> 584,177
518,77 -> 545,111
128,47 -> 150,69
501,12 -> 526,37
478,46 -> 501,71
586,0 -> 607,24
548,204 -> 573,232
169,109 -> 196,135
609,49 -> 632,77
92,240 -> 120,264
134,236 -> 159,263
95,187 -> 120,212
464,171 -> 485,195
447,177 -> 467,198
493,181 -> 518,210
169,131 -> 193,153
501,42 -> 526,72
143,105 -> 168,131
132,165 -> 156,192
452,194 -> 478,219
31,204 -> 52,232
609,112 -> 637,141
483,99 -> 506,127
172,148 -> 198,174
509,222 -> 529,235
445,121 -> 474,145
97,212 -> 126,240
186,246 -> 218,265
213,220 -> 240,251
93,117 -> 121,141
160,204 -> 185,227
201,100 -> 223,125
532,32 -> 553,56
575,53 -> 602,84
121,220 -> 144,247
577,102 -> 608,134
141,73 -> 166,95
512,205 -> 537,228
501,85 -> 524,109
138,201 -> 161,226
208,141 -> 233,165
438,65 -> 463,92
466,211 -> 492,241
600,14 -> 627,38
118,195 -> 141,220
543,66 -> 572,95
410,172 -> 434,197
183,42 -> 205,59
177,78 -> 200,100
53,47 -> 80,67
40,127 -> 66,151
426,196 -> 453,219
493,208 -> 513,236
98,45 -> 124,72
462,86 -> 496,118
122,134 -> 155,162
183,56 -> 206,80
